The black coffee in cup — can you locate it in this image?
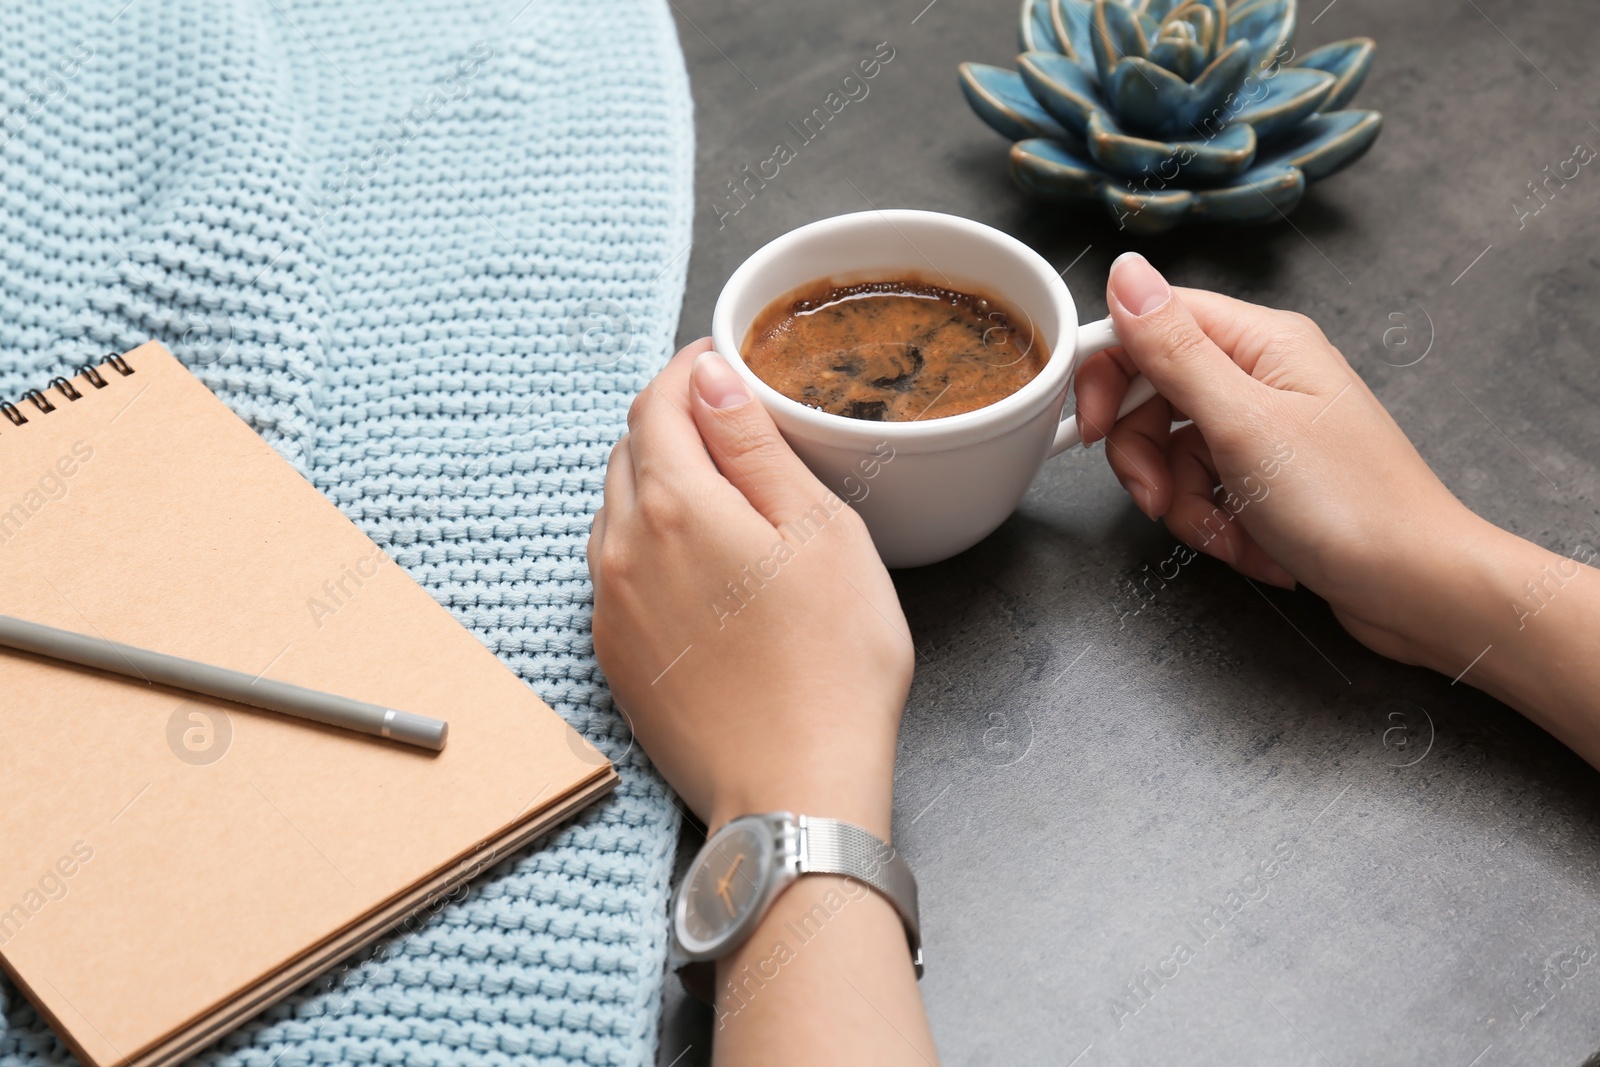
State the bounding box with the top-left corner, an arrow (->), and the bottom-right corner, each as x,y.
740,276 -> 1049,421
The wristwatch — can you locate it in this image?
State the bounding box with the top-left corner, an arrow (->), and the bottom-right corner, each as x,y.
669,812 -> 923,998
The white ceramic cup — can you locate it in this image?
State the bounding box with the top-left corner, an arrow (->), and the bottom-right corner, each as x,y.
710,209 -> 1157,569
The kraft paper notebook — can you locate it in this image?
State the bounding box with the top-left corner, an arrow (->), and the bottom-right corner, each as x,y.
0,343 -> 616,1067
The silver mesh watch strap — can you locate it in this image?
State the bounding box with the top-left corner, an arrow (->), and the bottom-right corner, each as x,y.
798,815 -> 923,976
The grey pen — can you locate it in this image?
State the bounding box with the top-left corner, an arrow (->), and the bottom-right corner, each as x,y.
0,613 -> 447,750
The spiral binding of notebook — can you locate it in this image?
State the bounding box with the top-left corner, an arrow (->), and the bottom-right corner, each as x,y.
0,353 -> 136,430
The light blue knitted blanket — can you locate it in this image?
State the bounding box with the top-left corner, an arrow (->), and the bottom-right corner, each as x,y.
0,2 -> 691,1064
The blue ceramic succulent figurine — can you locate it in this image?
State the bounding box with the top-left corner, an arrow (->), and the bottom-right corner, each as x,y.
959,0 -> 1381,233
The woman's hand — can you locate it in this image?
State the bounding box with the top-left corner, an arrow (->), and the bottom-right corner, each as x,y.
588,338 -> 911,838
591,340 -> 937,1064
1073,253 -> 1487,670
1074,252 -> 1600,770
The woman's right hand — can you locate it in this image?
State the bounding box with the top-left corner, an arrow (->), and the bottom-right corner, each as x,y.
587,340 -> 912,840
1072,252 -> 1489,671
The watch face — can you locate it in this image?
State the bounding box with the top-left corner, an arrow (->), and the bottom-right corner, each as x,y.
679,820 -> 772,954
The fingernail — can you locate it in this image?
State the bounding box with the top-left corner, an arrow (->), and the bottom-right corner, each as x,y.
1253,559 -> 1298,590
1235,542 -> 1297,589
1127,480 -> 1156,519
693,351 -> 750,410
1218,529 -> 1243,568
1075,407 -> 1103,446
1110,252 -> 1171,317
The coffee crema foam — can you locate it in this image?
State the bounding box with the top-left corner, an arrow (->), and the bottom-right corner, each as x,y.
740,277 -> 1049,422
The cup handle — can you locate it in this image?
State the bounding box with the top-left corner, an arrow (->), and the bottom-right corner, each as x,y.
1050,316 -> 1159,456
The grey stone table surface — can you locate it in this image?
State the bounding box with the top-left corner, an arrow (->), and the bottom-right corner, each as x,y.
659,0 -> 1600,1064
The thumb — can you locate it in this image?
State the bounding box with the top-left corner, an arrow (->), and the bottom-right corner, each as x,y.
690,350 -> 829,527
1105,253 -> 1259,425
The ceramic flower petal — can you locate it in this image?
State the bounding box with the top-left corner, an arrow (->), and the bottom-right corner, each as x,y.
1010,135 -> 1108,201
1091,0 -> 1153,85
1186,39 -> 1254,115
1104,58 -> 1194,138
1086,108 -> 1256,181
1147,37 -> 1206,81
1134,8 -> 1161,42
1228,0 -> 1296,71
1051,0 -> 1100,75
1099,184 -> 1196,234
1018,51 -> 1100,135
961,63 -> 1072,140
1032,154 -> 1308,233
1139,0 -> 1186,20
1020,0 -> 1066,53
1261,108 -> 1381,180
1188,161 -> 1306,224
1105,41 -> 1251,140
1171,2 -> 1221,56
1234,67 -> 1334,140
1184,0 -> 1230,52
1296,37 -> 1375,112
